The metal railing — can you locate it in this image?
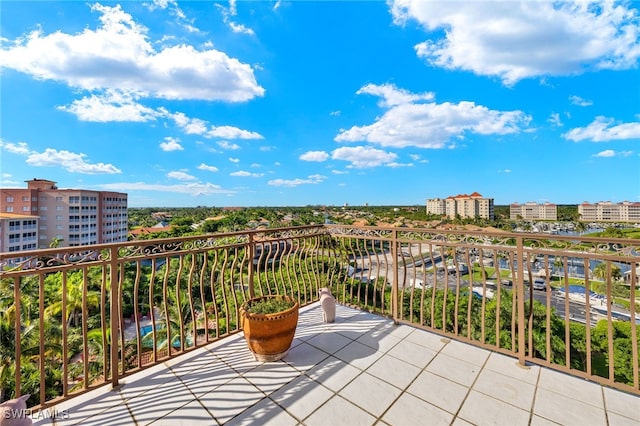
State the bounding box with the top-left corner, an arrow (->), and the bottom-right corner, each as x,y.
0,225 -> 638,409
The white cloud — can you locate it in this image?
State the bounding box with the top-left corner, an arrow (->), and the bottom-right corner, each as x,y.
357,83 -> 434,107
385,162 -> 414,168
0,141 -> 31,155
336,84 -> 530,148
167,170 -> 196,180
144,0 -> 195,32
409,153 -> 429,163
159,137 -> 183,151
1,140 -> 121,174
217,1 -> 256,36
0,174 -> 21,187
593,149 -> 616,157
548,113 -> 563,127
197,163 -> 219,172
230,170 -> 264,177
97,181 -> 233,196
330,110 -> 341,116
268,174 -> 326,187
229,157 -> 240,163
0,4 -> 264,102
331,170 -> 348,175
167,111 -> 208,134
569,95 -> 594,107
27,148 -> 121,174
390,1 -> 640,85
563,116 -> 640,142
593,149 -> 634,158
207,126 -> 263,140
331,146 -> 398,168
218,141 -> 241,150
59,99 -> 263,145
58,90 -> 159,122
498,169 -> 512,173
299,151 -> 330,162
228,22 -> 255,36
166,111 -> 263,140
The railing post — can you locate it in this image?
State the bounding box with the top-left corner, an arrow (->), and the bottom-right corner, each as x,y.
516,236 -> 526,366
247,233 -> 255,299
391,229 -> 399,323
109,246 -> 120,388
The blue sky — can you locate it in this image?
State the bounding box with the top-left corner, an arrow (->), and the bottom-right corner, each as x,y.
1,1 -> 639,208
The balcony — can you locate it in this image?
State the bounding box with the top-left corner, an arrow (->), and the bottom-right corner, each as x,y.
30,303 -> 639,425
1,225 -> 638,423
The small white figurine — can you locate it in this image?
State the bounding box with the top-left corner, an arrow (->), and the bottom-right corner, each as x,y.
319,287 -> 336,323
0,394 -> 32,426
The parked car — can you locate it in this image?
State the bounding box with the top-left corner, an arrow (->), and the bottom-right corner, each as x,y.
501,279 -> 513,287
533,278 -> 547,291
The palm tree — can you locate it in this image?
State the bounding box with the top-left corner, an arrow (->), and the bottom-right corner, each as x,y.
49,237 -> 64,248
44,272 -> 100,327
593,262 -> 622,283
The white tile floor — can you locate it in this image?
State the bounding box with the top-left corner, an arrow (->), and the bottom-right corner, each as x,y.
33,303 -> 640,426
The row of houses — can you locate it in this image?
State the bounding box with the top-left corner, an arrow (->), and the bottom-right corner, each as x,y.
426,193 -> 640,222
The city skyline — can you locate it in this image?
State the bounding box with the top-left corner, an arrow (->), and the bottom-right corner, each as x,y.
1,1 -> 639,208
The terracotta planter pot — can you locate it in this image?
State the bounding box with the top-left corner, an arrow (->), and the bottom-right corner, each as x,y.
240,295 -> 299,362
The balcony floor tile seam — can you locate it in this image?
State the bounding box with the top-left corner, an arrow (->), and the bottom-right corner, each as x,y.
263,374 -> 337,424
483,353 -> 543,388
116,372 -> 184,405
601,387 -> 640,423
532,372 -> 610,411
447,350 -> 493,425
174,365 -> 238,400
356,333 -> 470,421
48,392 -> 130,426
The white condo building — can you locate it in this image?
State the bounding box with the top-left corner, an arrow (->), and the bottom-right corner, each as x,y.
510,202 -> 558,220
426,198 -> 447,216
427,192 -> 494,220
578,201 -> 640,223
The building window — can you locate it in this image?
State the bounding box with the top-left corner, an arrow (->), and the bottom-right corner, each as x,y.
40,206 -> 47,211
22,206 -> 30,212
6,206 -> 13,212
56,215 -> 63,221
6,196 -> 13,202
22,196 -> 29,201
56,196 -> 63,201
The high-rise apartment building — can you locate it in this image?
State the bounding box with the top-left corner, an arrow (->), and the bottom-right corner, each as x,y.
510,202 -> 557,220
0,178 -> 128,249
425,198 -> 446,216
427,192 -> 494,220
0,213 -> 39,254
578,201 -> 640,223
